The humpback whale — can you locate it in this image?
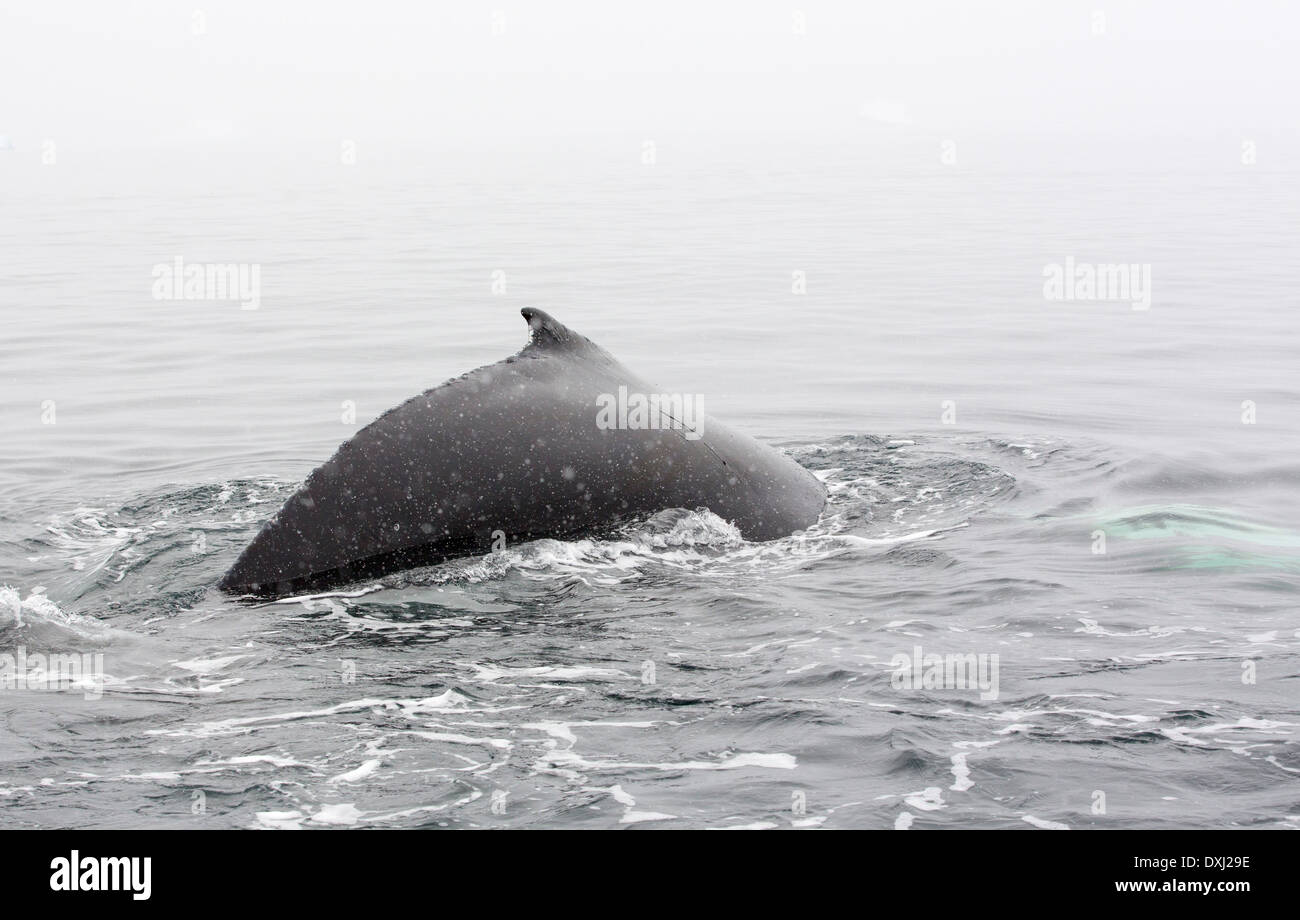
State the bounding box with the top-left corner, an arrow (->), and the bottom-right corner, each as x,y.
218,308 -> 826,596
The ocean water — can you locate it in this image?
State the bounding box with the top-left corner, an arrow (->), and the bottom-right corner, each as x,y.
1,143 -> 1298,829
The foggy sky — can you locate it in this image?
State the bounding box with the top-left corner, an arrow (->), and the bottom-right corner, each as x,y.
2,0 -> 1297,155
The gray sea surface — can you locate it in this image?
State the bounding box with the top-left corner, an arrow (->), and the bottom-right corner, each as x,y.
1,145 -> 1297,828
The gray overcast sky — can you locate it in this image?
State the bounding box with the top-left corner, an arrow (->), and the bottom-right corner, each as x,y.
2,0 -> 1297,153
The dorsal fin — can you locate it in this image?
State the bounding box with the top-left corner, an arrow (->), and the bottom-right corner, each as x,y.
521,307 -> 586,351
517,307 -> 623,370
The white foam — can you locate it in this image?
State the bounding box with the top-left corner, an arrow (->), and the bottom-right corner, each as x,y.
329,759 -> 383,783
903,787 -> 945,811
1074,617 -> 1196,639
522,721 -> 579,746
950,753 -> 973,792
540,750 -> 796,774
367,788 -> 483,823
1022,815 -> 1070,830
838,523 -> 968,548
0,585 -> 107,638
588,783 -> 678,825
469,663 -> 632,683
1161,717 -> 1294,747
789,815 -> 826,828
42,510 -> 141,578
271,585 -> 384,605
408,730 -> 512,750
607,784 -> 636,807
255,810 -> 306,830
173,654 -> 246,675
621,810 -> 677,824
196,754 -> 311,770
310,803 -> 364,826
995,723 -> 1032,735
149,689 -> 496,738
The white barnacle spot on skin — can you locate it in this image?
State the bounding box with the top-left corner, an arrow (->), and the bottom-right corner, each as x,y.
561,466 -> 576,481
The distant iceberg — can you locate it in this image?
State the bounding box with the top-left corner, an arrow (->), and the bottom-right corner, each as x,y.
0,135 -> 14,151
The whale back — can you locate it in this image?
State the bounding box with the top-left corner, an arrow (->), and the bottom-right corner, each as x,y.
218,309 -> 826,595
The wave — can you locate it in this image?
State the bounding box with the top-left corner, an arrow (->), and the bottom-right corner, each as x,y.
0,584 -> 113,647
